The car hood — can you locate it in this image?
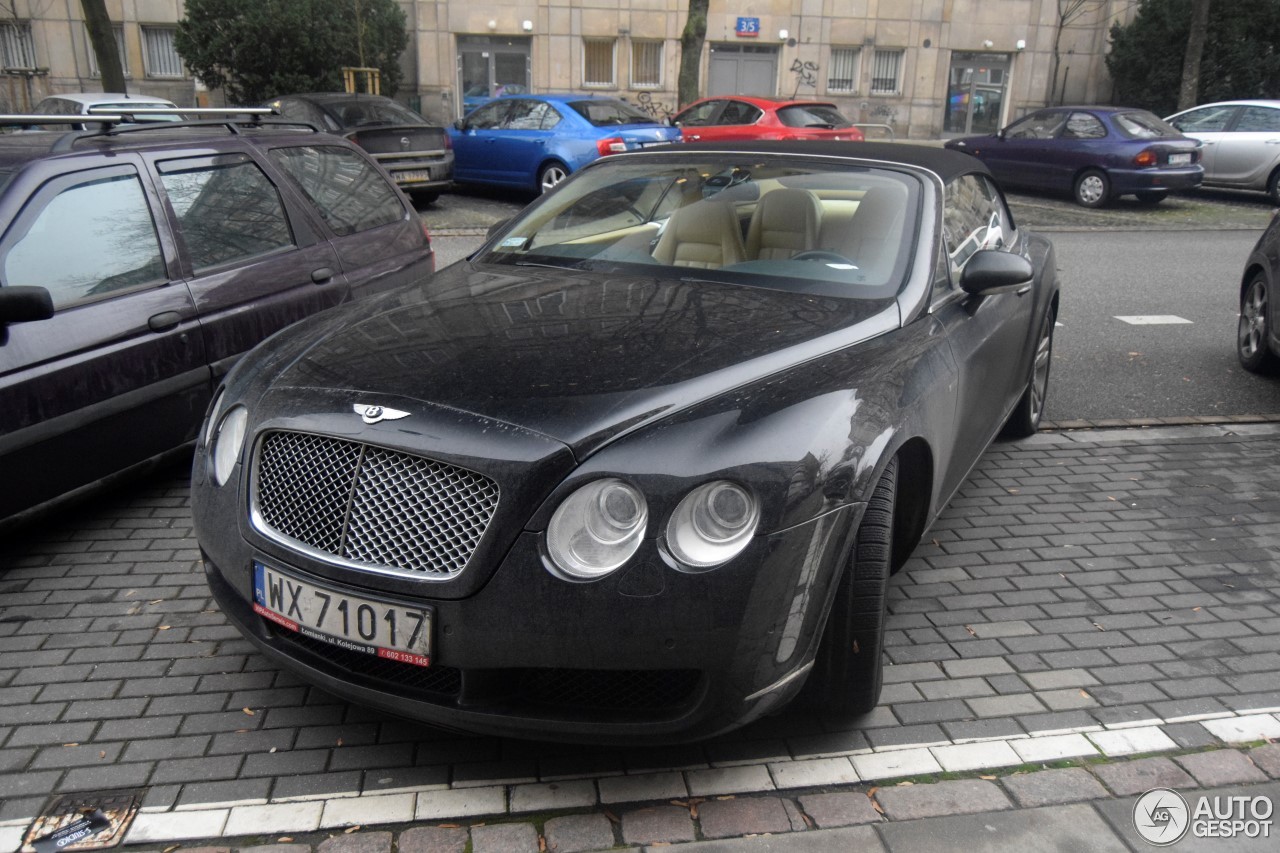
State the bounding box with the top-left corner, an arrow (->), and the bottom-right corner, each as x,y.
271,261 -> 898,456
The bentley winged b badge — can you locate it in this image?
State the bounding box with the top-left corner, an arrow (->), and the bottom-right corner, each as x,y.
354,403 -> 411,425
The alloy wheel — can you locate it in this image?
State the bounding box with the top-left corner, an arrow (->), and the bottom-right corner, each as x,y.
539,164 -> 568,194
1239,278 -> 1268,360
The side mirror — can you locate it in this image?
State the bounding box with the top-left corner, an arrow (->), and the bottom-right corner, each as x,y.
997,128 -> 1007,139
959,250 -> 1034,296
486,217 -> 512,239
453,119 -> 465,131
0,286 -> 54,324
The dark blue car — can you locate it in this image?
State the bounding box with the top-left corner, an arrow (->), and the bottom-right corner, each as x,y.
946,106 -> 1202,207
448,94 -> 681,194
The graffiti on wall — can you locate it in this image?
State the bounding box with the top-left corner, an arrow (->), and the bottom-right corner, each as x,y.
790,58 -> 818,97
635,91 -> 674,123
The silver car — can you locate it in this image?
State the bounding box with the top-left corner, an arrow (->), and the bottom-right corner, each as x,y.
1166,100 -> 1280,203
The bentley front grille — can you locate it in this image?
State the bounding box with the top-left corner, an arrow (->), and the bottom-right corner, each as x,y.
252,430 -> 499,577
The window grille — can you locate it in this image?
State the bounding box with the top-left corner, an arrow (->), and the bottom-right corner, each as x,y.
870,49 -> 903,95
828,47 -> 859,93
631,40 -> 662,88
0,21 -> 35,69
583,39 -> 615,87
142,26 -> 184,78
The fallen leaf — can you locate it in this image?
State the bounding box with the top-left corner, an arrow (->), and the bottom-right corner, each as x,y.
235,729 -> 250,734
157,625 -> 171,631
336,738 -> 344,747
343,826 -> 361,834
670,799 -> 688,808
163,846 -> 181,853
538,836 -> 547,852
99,751 -> 106,759
964,625 -> 977,637
63,743 -> 79,747
277,839 -> 292,843
870,800 -> 885,815
690,804 -> 699,819
437,824 -> 460,830
1080,689 -> 1090,698
852,639 -> 860,654
715,795 -> 734,801
1007,488 -> 1019,494
867,786 -> 879,797
242,707 -> 255,716
269,747 -> 277,753
1193,607 -> 1202,612
1107,496 -> 1117,502
895,780 -> 913,786
980,775 -> 997,780
148,599 -> 164,604
801,812 -> 815,829
604,811 -> 620,825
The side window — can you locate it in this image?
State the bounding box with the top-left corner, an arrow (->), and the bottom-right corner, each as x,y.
718,101 -> 761,125
1006,110 -> 1064,139
158,155 -> 295,273
1063,112 -> 1106,139
943,174 -> 1004,278
275,98 -> 327,129
1237,107 -> 1280,133
675,100 -> 721,126
541,104 -> 563,130
4,170 -> 165,309
270,145 -> 404,237
505,100 -> 553,130
464,100 -> 510,130
1171,105 -> 1236,133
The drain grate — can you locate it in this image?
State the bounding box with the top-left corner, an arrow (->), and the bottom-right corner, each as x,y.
23,789 -> 143,852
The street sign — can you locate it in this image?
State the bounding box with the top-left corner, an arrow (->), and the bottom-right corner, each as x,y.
735,17 -> 760,38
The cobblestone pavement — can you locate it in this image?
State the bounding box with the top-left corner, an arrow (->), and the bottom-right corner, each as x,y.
2,422 -> 1278,851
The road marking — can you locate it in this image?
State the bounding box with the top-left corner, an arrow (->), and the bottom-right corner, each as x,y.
1114,315 -> 1193,325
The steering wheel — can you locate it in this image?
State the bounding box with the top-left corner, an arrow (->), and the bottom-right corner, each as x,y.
792,250 -> 857,265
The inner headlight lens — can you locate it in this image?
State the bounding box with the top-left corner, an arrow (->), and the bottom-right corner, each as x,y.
667,481 -> 760,568
547,478 -> 647,579
210,406 -> 249,486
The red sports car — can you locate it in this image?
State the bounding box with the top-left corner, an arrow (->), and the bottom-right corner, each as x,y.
672,96 -> 865,143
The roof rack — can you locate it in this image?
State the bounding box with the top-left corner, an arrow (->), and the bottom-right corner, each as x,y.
85,106 -> 276,120
0,114 -> 124,126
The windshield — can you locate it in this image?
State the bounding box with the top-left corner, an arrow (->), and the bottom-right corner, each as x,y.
568,99 -> 658,127
778,104 -> 852,129
476,157 -> 920,299
1113,110 -> 1182,139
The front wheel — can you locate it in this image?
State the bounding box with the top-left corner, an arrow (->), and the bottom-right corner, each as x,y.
800,456 -> 896,718
1267,168 -> 1280,206
1239,274 -> 1280,374
1074,169 -> 1110,208
1003,309 -> 1055,438
538,162 -> 569,194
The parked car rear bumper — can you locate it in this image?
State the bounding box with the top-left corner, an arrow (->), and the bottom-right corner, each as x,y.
1108,165 -> 1203,194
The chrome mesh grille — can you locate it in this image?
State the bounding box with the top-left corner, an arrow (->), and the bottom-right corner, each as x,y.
253,431 -> 499,577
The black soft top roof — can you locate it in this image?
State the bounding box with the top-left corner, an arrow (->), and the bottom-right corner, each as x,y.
661,141 -> 991,182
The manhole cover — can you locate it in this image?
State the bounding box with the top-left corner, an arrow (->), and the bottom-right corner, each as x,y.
23,789 -> 143,852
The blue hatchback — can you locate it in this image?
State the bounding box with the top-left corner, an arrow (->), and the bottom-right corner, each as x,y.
946,106 -> 1203,207
448,94 -> 681,194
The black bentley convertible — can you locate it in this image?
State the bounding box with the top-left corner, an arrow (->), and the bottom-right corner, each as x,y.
193,142 -> 1058,742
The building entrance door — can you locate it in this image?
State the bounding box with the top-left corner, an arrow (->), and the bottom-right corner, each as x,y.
708,43 -> 778,96
944,52 -> 1011,135
457,36 -> 531,117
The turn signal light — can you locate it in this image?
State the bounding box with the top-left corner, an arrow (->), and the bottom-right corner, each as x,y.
597,137 -> 627,156
1134,149 -> 1158,168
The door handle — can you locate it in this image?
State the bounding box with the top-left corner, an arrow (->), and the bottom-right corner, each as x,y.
311,267 -> 334,283
148,311 -> 182,332
1016,285 -> 1032,296
688,134 -> 701,140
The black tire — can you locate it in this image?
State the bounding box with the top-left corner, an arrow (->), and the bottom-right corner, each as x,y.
538,162 -> 569,194
1073,168 -> 1110,208
1002,309 -> 1055,438
1134,191 -> 1165,205
1268,169 -> 1280,206
801,456 -> 896,717
1239,274 -> 1280,374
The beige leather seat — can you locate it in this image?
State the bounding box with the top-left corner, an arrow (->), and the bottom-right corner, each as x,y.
819,183 -> 908,281
651,200 -> 747,269
745,188 -> 822,260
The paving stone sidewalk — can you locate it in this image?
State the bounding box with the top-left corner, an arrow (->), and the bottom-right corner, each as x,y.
2,423 -> 1279,852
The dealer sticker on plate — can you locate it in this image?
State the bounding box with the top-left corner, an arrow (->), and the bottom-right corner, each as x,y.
253,561 -> 432,667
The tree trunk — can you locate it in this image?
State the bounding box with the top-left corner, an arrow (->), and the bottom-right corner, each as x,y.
81,0 -> 126,93
1178,0 -> 1211,111
677,0 -> 709,108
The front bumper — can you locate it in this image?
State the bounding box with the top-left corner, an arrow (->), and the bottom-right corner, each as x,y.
199,503 -> 860,743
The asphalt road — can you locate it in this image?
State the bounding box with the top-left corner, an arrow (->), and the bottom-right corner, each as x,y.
1043,229 -> 1280,421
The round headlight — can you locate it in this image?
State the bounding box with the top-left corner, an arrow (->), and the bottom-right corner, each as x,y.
202,388 -> 225,448
666,481 -> 760,568
210,405 -> 249,487
546,478 -> 647,579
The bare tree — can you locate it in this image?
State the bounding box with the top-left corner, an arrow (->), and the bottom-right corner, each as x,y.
677,0 -> 709,108
1177,0 -> 1211,111
1050,0 -> 1103,105
81,0 -> 125,93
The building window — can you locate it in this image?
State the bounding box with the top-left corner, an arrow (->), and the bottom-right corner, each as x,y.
0,20 -> 35,69
828,47 -> 859,93
583,38 -> 616,87
142,26 -> 184,78
870,49 -> 903,95
86,24 -> 129,78
631,40 -> 662,88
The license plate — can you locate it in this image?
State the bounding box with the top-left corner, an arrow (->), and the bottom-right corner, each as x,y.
397,169 -> 433,183
253,561 -> 432,667
1168,153 -> 1192,166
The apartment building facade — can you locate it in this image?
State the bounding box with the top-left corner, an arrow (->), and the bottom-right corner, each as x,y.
2,1 -> 1136,138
